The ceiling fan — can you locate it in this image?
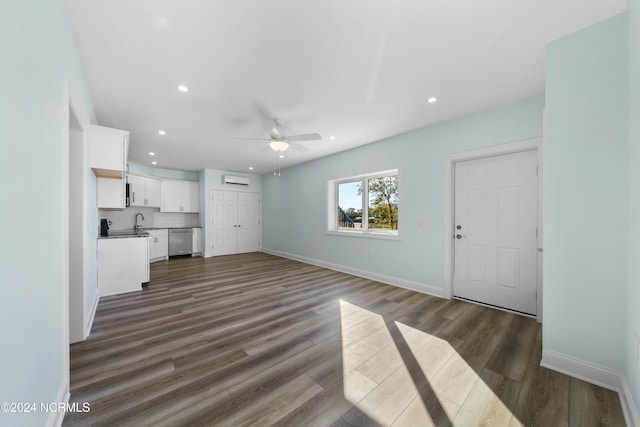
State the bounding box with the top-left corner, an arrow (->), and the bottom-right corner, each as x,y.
234,118 -> 321,152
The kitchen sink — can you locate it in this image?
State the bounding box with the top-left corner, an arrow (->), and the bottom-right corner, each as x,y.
107,229 -> 150,237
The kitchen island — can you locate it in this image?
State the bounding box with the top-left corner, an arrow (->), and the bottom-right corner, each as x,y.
97,231 -> 150,296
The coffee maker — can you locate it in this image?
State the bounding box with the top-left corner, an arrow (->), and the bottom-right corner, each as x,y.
100,219 -> 111,237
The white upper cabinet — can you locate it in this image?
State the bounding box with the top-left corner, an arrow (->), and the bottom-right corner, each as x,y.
161,180 -> 199,213
161,181 -> 182,212
129,174 -> 161,208
89,125 -> 129,178
184,181 -> 199,212
90,125 -> 129,210
146,179 -> 161,207
97,177 -> 125,210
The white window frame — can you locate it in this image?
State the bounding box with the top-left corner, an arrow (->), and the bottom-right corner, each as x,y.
327,169 -> 400,239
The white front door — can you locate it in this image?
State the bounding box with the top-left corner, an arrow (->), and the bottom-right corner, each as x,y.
212,190 -> 238,256
453,150 -> 538,315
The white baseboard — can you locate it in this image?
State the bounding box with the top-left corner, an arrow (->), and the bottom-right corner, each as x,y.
46,375 -> 70,427
262,248 -> 445,299
541,349 -> 639,426
84,292 -> 100,339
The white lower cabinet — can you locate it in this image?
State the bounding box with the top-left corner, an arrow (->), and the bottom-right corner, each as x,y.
98,237 -> 149,296
192,228 -> 203,255
148,229 -> 169,262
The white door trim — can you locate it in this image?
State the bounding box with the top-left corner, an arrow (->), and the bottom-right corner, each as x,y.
443,137 -> 543,322
62,81 -> 88,420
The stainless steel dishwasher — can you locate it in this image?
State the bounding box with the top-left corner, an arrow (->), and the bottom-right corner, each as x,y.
168,228 -> 193,256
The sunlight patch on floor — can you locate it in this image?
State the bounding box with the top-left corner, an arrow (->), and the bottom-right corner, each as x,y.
339,299 -> 517,426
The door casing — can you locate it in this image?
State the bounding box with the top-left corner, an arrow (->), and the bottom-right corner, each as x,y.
443,137 -> 543,322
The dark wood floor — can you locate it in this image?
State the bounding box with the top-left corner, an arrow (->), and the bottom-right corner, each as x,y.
65,253 -> 625,426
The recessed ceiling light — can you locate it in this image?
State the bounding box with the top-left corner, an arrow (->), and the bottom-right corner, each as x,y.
427,97 -> 438,103
249,166 -> 254,170
177,85 -> 189,92
151,161 -> 157,165
158,130 -> 166,135
279,155 -> 284,159
330,136 -> 336,140
149,152 -> 155,156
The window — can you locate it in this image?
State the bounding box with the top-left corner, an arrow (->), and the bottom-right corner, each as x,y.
328,169 -> 399,237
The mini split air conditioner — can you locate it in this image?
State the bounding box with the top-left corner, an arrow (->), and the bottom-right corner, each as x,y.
223,175 -> 250,186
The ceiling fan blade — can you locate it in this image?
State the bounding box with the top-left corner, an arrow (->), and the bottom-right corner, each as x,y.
286,133 -> 322,142
232,136 -> 271,141
289,142 -> 311,153
269,126 -> 282,140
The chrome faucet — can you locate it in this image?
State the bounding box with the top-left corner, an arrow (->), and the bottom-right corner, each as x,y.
135,213 -> 145,230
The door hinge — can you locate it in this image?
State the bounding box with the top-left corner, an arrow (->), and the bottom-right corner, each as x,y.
536,228 -> 538,238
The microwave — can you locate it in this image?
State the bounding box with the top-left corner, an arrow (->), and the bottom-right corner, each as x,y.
125,183 -> 131,207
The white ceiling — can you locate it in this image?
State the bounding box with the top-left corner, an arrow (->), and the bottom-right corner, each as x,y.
66,0 -> 627,175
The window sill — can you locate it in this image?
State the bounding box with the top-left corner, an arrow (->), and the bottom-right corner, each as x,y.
326,229 -> 401,240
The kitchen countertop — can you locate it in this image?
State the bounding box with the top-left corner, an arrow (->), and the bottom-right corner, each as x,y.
99,227 -> 202,238
99,230 -> 150,239
141,227 -> 201,230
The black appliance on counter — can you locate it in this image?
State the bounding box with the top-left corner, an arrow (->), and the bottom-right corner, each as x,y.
100,219 -> 110,237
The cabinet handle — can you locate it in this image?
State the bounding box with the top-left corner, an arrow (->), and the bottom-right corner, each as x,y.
132,192 -> 135,203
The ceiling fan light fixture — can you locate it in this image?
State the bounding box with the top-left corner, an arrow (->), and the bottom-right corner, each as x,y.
269,140 -> 289,152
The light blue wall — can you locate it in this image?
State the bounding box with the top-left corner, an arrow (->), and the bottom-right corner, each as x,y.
129,162 -> 200,182
262,95 -> 543,292
0,1 -> 95,426
627,0 -> 640,413
544,14 -> 628,370
202,169 -> 263,257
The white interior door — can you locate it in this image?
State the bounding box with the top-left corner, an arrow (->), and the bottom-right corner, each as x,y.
211,190 -> 261,256
237,192 -> 261,253
453,150 -> 538,315
212,190 -> 238,256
